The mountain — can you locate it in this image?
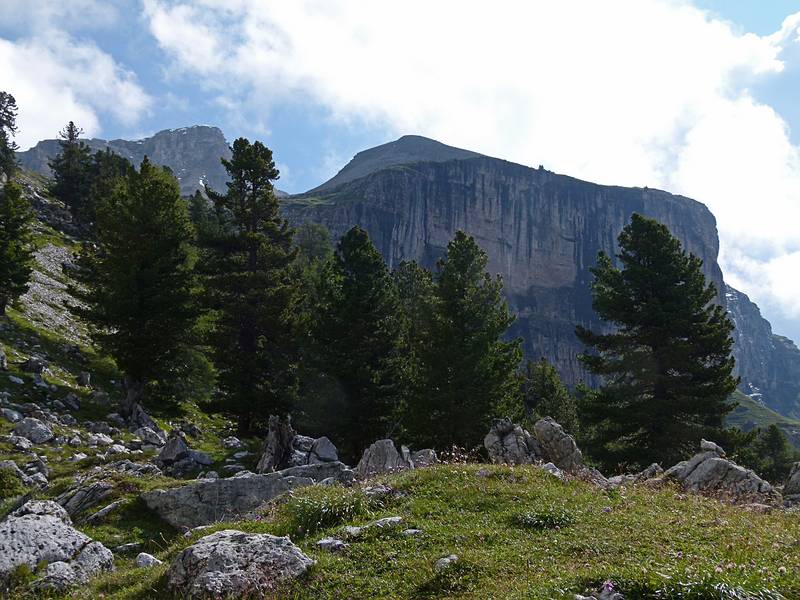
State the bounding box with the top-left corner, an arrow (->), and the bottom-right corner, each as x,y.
727,285 -> 800,418
17,126 -> 232,196
283,135 -> 799,418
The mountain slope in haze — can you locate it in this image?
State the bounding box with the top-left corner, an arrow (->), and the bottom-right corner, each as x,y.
17,126 -> 232,196
284,135 -> 800,419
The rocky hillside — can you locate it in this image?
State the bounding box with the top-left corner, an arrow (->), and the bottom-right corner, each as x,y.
16,126 -> 232,196
727,286 -> 800,419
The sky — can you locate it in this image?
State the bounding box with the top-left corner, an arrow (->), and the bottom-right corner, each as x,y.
1,0 -> 799,341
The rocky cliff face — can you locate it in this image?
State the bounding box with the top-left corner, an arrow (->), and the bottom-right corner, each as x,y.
283,151 -> 725,390
17,126 -> 231,196
727,285 -> 800,418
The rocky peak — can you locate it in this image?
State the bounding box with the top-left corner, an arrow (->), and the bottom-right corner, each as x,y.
308,135 -> 483,194
16,126 -> 231,196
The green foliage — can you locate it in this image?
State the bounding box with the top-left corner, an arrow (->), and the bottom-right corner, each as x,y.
275,486 -> 372,538
0,467 -> 26,499
0,182 -> 34,314
85,148 -> 134,227
71,157 -> 198,412
510,505 -> 575,530
403,231 -> 522,450
517,358 -> 579,433
0,91 -> 19,178
576,214 -> 738,470
48,121 -> 93,218
310,226 -> 405,458
727,424 -> 799,482
201,138 -> 300,434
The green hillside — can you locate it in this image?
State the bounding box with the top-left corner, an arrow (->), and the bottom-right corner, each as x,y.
727,390 -> 800,447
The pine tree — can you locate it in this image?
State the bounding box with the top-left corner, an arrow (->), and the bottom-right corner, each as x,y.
85,149 -> 133,229
0,182 -> 34,315
201,138 -> 300,435
576,213 -> 738,469
48,122 -> 93,219
312,226 -> 405,459
405,231 -> 522,449
0,91 -> 19,179
520,358 -> 579,433
71,157 -> 197,417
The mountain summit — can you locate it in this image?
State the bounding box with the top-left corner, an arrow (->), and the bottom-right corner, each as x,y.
308,135 -> 483,194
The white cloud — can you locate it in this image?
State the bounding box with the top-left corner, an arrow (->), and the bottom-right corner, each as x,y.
139,1 -> 799,334
0,31 -> 152,149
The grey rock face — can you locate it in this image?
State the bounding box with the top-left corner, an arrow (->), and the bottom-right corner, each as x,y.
533,417 -> 583,472
142,462 -> 352,528
664,441 -> 776,503
13,417 -> 54,444
57,481 -> 114,516
134,426 -> 167,447
411,448 -> 439,467
484,418 -> 539,465
355,439 -> 413,478
785,462 -> 800,496
309,436 -> 338,464
1,407 -> 22,423
18,126 -> 233,196
167,530 -> 314,598
0,501 -> 113,590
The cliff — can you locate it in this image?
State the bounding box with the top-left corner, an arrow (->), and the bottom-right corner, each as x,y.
727,285 -> 800,418
283,149 -> 725,391
16,126 -> 231,196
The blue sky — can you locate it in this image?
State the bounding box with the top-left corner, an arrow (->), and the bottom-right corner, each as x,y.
1,0 -> 799,342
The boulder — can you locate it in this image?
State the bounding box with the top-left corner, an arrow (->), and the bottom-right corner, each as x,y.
256,415 -> 296,473
1,407 -> 22,423
128,402 -> 158,430
355,439 -> 413,478
484,418 -> 539,465
411,448 -> 439,468
142,462 -> 352,528
435,554 -> 459,572
663,441 -> 777,503
309,436 -> 338,464
136,552 -> 163,568
88,433 -> 114,447
56,481 -> 114,516
167,530 -> 313,598
784,462 -> 800,496
20,357 -> 47,373
134,426 -> 167,447
158,432 -> 190,463
61,393 -> 81,411
316,537 -> 347,552
533,417 -> 583,472
76,371 -> 91,387
222,436 -> 243,449
0,501 -> 113,591
13,417 -> 54,444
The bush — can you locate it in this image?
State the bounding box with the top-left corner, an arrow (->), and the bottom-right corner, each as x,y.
276,486 -> 371,537
0,468 -> 26,499
509,506 -> 574,530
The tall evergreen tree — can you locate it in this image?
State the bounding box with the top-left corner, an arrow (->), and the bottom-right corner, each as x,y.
202,138 -> 299,434
312,226 -> 405,458
48,122 -> 92,219
0,182 -> 34,315
85,149 -> 133,229
0,91 -> 19,179
576,213 -> 738,469
71,158 -> 197,417
404,231 -> 522,449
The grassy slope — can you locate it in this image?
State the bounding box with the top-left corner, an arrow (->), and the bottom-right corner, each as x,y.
727,390 -> 800,447
75,464 -> 800,600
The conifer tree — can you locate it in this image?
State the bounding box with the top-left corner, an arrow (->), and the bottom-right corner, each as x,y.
312,226 -> 404,458
72,158 -> 197,416
0,91 -> 19,179
520,358 -> 579,433
576,213 -> 738,469
202,138 -> 299,434
85,149 -> 133,229
405,231 -> 522,449
48,121 -> 92,219
0,182 -> 34,315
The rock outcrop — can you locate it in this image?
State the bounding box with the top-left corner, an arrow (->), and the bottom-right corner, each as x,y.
256,416 -> 340,473
663,440 -> 777,503
167,530 -> 313,599
484,417 -> 583,473
355,439 -> 413,478
784,462 -> 800,506
142,462 -> 353,528
0,501 -> 113,591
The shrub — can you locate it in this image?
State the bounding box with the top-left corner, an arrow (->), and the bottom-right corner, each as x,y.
0,468 -> 26,499
510,505 -> 574,530
276,486 -> 371,537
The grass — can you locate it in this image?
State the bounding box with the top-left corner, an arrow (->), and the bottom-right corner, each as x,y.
727,391 -> 800,447
59,464 -> 800,600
